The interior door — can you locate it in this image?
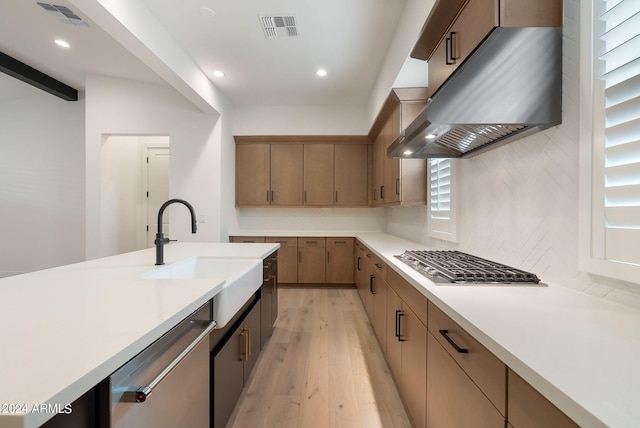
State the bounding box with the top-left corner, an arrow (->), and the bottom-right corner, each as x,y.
146,147 -> 170,248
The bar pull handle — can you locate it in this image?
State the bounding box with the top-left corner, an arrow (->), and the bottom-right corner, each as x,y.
375,263 -> 383,270
450,32 -> 457,62
266,190 -> 270,201
122,321 -> 217,403
380,185 -> 385,199
395,311 -> 405,342
439,329 -> 468,353
369,274 -> 375,294
357,256 -> 361,271
395,178 -> 400,195
271,190 -> 274,202
327,250 -> 330,263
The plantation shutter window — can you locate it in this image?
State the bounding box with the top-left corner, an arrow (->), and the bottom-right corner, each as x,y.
429,158 -> 457,242
598,0 -> 640,266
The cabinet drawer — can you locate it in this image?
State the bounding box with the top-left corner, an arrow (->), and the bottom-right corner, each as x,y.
326,237 -> 354,248
230,236 -> 266,243
362,248 -> 387,280
387,268 -> 428,326
428,301 -> 506,416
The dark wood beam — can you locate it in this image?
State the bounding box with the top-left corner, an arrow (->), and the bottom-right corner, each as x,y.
0,51 -> 78,101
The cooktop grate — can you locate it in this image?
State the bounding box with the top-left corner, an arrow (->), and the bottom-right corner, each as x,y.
396,250 -> 541,284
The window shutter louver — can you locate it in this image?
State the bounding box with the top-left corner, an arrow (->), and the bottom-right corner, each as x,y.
599,0 -> 640,265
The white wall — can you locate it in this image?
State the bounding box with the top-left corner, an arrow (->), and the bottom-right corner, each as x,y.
387,0 -> 640,309
85,74 -> 225,259
0,92 -> 85,276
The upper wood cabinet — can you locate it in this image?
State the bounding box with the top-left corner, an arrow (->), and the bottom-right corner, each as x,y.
235,144 -> 270,206
411,0 -> 563,99
235,137 -> 370,208
271,144 -> 304,205
303,144 -> 334,205
334,144 -> 368,206
369,88 -> 428,207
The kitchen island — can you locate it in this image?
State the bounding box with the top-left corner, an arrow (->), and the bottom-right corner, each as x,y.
0,242 -> 278,428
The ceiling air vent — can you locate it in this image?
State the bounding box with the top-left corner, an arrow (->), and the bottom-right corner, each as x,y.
36,2 -> 90,27
259,14 -> 298,38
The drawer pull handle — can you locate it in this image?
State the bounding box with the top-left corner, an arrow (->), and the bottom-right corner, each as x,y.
122,321 -> 217,403
375,263 -> 383,269
369,274 -> 375,294
396,311 -> 405,342
357,256 -> 361,271
439,329 -> 468,353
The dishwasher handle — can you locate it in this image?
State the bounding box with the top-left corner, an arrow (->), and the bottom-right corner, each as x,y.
122,320 -> 217,403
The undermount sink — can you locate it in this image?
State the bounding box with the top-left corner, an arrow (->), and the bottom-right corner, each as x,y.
140,256 -> 263,327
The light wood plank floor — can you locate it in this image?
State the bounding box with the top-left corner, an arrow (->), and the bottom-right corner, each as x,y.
227,287 -> 412,428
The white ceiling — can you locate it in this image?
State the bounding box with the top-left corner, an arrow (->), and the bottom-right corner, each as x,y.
0,0 -> 426,109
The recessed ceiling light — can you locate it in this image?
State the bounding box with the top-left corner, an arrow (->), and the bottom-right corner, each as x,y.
212,70 -> 225,78
316,69 -> 327,77
424,133 -> 437,139
54,39 -> 70,48
403,150 -> 413,155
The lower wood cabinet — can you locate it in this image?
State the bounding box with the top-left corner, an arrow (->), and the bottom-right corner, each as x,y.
427,332 -> 505,428
260,251 -> 278,348
211,297 -> 261,428
266,237 -> 297,283
297,237 -> 326,283
326,238 -> 354,284
507,369 -> 579,428
231,236 -> 354,285
386,285 -> 427,428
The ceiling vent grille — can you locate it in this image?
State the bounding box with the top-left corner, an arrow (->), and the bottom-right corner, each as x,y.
259,14 -> 298,38
36,2 -> 90,27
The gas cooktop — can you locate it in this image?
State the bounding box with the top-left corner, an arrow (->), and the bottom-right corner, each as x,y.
396,250 -> 542,285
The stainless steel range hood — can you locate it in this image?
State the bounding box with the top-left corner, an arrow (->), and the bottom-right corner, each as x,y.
387,27 -> 562,159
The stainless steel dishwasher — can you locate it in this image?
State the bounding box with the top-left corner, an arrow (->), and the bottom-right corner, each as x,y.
109,301 -> 215,428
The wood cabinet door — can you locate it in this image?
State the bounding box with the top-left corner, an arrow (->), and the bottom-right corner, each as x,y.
354,242 -> 367,303
427,0 -> 496,99
303,144 -> 334,205
384,105 -> 401,204
297,238 -> 326,283
426,333 -> 505,428
243,301 -> 262,384
371,273 -> 388,355
270,144 -> 303,205
334,144 -> 368,206
236,144 -> 270,206
326,238 -> 354,284
266,237 -> 297,283
507,369 -> 579,428
372,131 -> 386,205
400,306 -> 427,428
385,286 -> 403,382
213,323 -> 245,428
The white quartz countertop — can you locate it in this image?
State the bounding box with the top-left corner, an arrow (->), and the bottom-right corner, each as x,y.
355,232 -> 640,428
0,242 -> 278,428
